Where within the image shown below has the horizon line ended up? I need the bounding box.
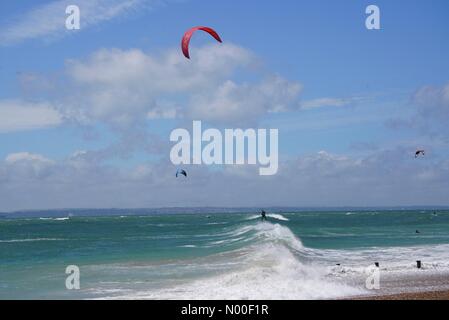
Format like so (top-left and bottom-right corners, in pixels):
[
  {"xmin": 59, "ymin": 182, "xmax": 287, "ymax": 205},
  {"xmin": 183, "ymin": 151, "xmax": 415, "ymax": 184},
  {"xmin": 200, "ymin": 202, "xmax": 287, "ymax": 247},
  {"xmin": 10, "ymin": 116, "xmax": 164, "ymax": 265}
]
[{"xmin": 2, "ymin": 205, "xmax": 449, "ymax": 215}]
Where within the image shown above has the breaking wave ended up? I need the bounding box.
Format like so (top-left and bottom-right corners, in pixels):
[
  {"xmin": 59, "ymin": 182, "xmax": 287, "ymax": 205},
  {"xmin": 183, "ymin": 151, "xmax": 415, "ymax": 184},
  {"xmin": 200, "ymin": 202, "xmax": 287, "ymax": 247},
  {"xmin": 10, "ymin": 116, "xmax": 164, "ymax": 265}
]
[{"xmin": 100, "ymin": 221, "xmax": 363, "ymax": 299}]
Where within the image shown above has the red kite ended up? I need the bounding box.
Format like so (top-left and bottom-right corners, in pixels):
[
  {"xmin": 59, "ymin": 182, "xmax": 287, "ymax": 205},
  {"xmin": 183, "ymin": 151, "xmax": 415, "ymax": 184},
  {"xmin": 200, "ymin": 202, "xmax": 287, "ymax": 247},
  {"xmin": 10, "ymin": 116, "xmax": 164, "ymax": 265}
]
[{"xmin": 181, "ymin": 26, "xmax": 222, "ymax": 59}]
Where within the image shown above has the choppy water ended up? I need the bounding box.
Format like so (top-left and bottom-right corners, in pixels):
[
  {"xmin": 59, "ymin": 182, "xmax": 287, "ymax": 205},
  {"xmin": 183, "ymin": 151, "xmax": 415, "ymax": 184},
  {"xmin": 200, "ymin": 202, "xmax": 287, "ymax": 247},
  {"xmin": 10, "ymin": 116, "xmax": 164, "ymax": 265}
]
[{"xmin": 1, "ymin": 209, "xmax": 449, "ymax": 299}]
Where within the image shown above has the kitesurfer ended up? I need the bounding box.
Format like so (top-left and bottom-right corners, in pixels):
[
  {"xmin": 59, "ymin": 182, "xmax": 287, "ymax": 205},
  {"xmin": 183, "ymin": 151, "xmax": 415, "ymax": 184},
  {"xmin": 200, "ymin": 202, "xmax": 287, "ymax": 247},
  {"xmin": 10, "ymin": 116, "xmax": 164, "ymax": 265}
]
[{"xmin": 261, "ymin": 210, "xmax": 267, "ymax": 221}]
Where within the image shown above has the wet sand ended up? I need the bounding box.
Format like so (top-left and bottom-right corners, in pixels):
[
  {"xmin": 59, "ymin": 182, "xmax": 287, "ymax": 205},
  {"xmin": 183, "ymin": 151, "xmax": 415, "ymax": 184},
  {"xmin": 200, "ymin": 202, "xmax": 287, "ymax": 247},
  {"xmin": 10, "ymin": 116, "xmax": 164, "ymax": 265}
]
[
  {"xmin": 348, "ymin": 271, "xmax": 449, "ymax": 300},
  {"xmin": 352, "ymin": 290, "xmax": 449, "ymax": 300}
]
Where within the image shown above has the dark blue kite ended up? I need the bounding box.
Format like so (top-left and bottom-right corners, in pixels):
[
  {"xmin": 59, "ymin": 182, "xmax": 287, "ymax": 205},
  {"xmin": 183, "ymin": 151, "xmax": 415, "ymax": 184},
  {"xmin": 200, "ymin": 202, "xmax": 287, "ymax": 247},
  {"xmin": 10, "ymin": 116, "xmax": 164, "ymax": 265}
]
[{"xmin": 176, "ymin": 169, "xmax": 187, "ymax": 178}]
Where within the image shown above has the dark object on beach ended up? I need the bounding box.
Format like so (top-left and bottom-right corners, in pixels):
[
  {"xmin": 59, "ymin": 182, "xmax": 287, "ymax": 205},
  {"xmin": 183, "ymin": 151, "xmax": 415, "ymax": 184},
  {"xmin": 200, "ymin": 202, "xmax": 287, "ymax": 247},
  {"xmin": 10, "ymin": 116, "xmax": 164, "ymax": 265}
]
[
  {"xmin": 415, "ymin": 150, "xmax": 425, "ymax": 158},
  {"xmin": 336, "ymin": 263, "xmax": 341, "ymax": 266},
  {"xmin": 417, "ymin": 260, "xmax": 422, "ymax": 269},
  {"xmin": 374, "ymin": 262, "xmax": 379, "ymax": 268},
  {"xmin": 176, "ymin": 169, "xmax": 187, "ymax": 178},
  {"xmin": 261, "ymin": 210, "xmax": 267, "ymax": 221}
]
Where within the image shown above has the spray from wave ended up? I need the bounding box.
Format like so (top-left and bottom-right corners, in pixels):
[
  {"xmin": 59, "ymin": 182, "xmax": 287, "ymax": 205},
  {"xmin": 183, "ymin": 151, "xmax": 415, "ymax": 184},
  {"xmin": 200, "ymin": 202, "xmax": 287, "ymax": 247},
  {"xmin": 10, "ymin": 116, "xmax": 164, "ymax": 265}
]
[
  {"xmin": 39, "ymin": 217, "xmax": 70, "ymax": 221},
  {"xmin": 246, "ymin": 213, "xmax": 289, "ymax": 221},
  {"xmin": 0, "ymin": 238, "xmax": 66, "ymax": 243},
  {"xmin": 102, "ymin": 221, "xmax": 364, "ymax": 300}
]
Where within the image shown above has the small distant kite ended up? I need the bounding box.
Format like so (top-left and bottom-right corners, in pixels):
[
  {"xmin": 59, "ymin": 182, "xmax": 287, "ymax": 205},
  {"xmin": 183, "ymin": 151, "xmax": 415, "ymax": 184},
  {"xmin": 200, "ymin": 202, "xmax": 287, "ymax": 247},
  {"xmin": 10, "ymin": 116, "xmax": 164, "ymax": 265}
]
[
  {"xmin": 415, "ymin": 150, "xmax": 425, "ymax": 158},
  {"xmin": 181, "ymin": 26, "xmax": 222, "ymax": 59},
  {"xmin": 176, "ymin": 169, "xmax": 187, "ymax": 178}
]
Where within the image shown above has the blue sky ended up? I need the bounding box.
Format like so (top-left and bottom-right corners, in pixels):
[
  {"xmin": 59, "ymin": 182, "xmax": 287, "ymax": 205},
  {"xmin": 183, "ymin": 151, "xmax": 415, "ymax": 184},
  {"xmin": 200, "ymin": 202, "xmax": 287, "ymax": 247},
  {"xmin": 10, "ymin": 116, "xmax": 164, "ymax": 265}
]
[{"xmin": 0, "ymin": 0, "xmax": 448, "ymax": 211}]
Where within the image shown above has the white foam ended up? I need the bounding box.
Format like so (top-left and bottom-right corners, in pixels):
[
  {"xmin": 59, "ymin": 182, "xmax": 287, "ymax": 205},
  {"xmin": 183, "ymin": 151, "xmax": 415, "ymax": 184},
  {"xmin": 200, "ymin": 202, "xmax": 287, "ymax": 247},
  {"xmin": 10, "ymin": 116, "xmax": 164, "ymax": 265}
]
[
  {"xmin": 39, "ymin": 217, "xmax": 69, "ymax": 221},
  {"xmin": 246, "ymin": 213, "xmax": 289, "ymax": 221},
  {"xmin": 211, "ymin": 221, "xmax": 303, "ymax": 251},
  {"xmin": 307, "ymin": 243, "xmax": 449, "ymax": 279},
  {"xmin": 104, "ymin": 243, "xmax": 363, "ymax": 300},
  {"xmin": 251, "ymin": 222, "xmax": 304, "ymax": 251},
  {"xmin": 100, "ymin": 223, "xmax": 363, "ymax": 300},
  {"xmin": 0, "ymin": 238, "xmax": 65, "ymax": 243},
  {"xmin": 88, "ymin": 221, "xmax": 449, "ymax": 300}
]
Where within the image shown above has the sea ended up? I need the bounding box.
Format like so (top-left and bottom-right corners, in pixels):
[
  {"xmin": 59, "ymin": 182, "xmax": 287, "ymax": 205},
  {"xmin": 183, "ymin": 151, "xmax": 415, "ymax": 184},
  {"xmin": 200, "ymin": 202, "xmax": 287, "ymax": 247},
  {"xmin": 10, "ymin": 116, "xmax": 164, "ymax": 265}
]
[{"xmin": 1, "ymin": 208, "xmax": 449, "ymax": 299}]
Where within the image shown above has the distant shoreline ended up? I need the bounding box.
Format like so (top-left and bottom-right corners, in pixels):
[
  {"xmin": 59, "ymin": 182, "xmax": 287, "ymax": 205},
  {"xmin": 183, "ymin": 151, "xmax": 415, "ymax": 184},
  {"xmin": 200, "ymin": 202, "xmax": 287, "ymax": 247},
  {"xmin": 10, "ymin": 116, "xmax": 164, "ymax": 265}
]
[{"xmin": 1, "ymin": 206, "xmax": 449, "ymax": 217}]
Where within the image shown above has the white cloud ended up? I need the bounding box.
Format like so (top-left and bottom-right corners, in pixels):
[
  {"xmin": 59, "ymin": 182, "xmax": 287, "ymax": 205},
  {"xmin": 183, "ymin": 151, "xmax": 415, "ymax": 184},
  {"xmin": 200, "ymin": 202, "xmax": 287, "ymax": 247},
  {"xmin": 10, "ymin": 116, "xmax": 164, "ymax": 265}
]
[
  {"xmin": 11, "ymin": 41, "xmax": 305, "ymax": 128},
  {"xmin": 67, "ymin": 44, "xmax": 253, "ymax": 92},
  {"xmin": 0, "ymin": 100, "xmax": 62, "ymax": 132},
  {"xmin": 301, "ymin": 97, "xmax": 360, "ymax": 110},
  {"xmin": 41, "ymin": 43, "xmax": 304, "ymax": 127},
  {"xmin": 5, "ymin": 152, "xmax": 54, "ymax": 164},
  {"xmin": 58, "ymin": 43, "xmax": 294, "ymax": 126},
  {"xmin": 0, "ymin": 0, "xmax": 148, "ymax": 45},
  {"xmin": 1, "ymin": 148, "xmax": 449, "ymax": 211},
  {"xmin": 413, "ymin": 83, "xmax": 449, "ymax": 118},
  {"xmin": 388, "ymin": 82, "xmax": 449, "ymax": 137},
  {"xmin": 147, "ymin": 106, "xmax": 178, "ymax": 119},
  {"xmin": 3, "ymin": 152, "xmax": 55, "ymax": 182},
  {"xmin": 188, "ymin": 76, "xmax": 302, "ymax": 124}
]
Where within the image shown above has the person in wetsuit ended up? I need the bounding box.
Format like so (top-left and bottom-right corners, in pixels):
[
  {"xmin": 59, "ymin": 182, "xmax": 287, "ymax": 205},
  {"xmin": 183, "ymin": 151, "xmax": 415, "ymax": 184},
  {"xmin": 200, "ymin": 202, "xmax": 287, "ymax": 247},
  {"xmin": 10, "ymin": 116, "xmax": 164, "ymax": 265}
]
[{"xmin": 261, "ymin": 210, "xmax": 267, "ymax": 221}]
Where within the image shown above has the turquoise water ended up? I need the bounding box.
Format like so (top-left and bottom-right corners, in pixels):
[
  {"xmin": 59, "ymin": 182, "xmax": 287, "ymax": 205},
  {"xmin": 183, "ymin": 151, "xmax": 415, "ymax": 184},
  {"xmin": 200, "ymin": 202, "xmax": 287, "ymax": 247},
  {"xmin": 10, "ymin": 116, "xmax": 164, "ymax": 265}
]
[{"xmin": 1, "ymin": 209, "xmax": 449, "ymax": 299}]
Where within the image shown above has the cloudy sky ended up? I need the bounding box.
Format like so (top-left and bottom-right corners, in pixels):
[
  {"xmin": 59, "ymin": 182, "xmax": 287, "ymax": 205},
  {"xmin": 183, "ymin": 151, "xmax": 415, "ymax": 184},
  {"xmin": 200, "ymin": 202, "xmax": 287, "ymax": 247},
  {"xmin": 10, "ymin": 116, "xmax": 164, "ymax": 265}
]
[{"xmin": 0, "ymin": 0, "xmax": 448, "ymax": 211}]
